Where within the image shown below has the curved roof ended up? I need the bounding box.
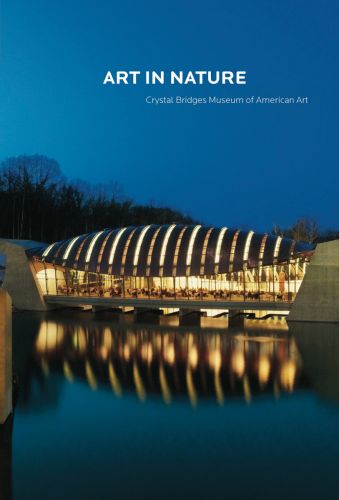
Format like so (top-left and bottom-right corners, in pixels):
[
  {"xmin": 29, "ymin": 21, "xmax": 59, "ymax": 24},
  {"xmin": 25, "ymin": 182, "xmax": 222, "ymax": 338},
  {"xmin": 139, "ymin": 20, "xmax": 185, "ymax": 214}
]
[{"xmin": 29, "ymin": 225, "xmax": 314, "ymax": 277}]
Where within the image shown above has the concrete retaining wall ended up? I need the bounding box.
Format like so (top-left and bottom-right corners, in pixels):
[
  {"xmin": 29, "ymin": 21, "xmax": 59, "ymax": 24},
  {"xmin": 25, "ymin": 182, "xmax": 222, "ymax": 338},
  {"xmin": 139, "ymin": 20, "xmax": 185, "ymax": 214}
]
[
  {"xmin": 289, "ymin": 240, "xmax": 339, "ymax": 323},
  {"xmin": 0, "ymin": 240, "xmax": 47, "ymax": 311}
]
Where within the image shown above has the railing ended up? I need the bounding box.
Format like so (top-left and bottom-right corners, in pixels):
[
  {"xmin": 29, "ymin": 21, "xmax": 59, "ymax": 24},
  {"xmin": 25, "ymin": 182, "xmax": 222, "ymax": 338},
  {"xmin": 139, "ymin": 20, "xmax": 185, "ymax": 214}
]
[{"xmin": 50, "ymin": 286, "xmax": 295, "ymax": 304}]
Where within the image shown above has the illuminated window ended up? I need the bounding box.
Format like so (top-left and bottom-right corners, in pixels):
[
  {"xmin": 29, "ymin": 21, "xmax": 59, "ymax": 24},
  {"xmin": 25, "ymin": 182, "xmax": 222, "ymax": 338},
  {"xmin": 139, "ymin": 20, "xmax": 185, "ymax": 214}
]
[
  {"xmin": 95, "ymin": 230, "xmax": 114, "ymax": 272},
  {"xmin": 229, "ymin": 230, "xmax": 240, "ymax": 272},
  {"xmin": 97, "ymin": 231, "xmax": 113, "ymax": 266},
  {"xmin": 74, "ymin": 236, "xmax": 91, "ymax": 263},
  {"xmin": 108, "ymin": 228, "xmax": 127, "ymax": 265},
  {"xmin": 273, "ymin": 236, "xmax": 282, "ymax": 260},
  {"xmin": 243, "ymin": 231, "xmax": 254, "ymax": 263},
  {"xmin": 146, "ymin": 226, "xmax": 162, "ymax": 276},
  {"xmin": 172, "ymin": 226, "xmax": 187, "ymax": 276},
  {"xmin": 85, "ymin": 231, "xmax": 105, "ymax": 263},
  {"xmin": 159, "ymin": 225, "xmax": 176, "ymax": 267},
  {"xmin": 159, "ymin": 225, "xmax": 176, "ymax": 276},
  {"xmin": 120, "ymin": 228, "xmax": 137, "ymax": 274},
  {"xmin": 63, "ymin": 236, "xmax": 80, "ymax": 261},
  {"xmin": 133, "ymin": 225, "xmax": 152, "ymax": 267},
  {"xmin": 54, "ymin": 240, "xmax": 70, "ymax": 260},
  {"xmin": 42, "ymin": 243, "xmax": 55, "ymax": 258},
  {"xmin": 186, "ymin": 225, "xmax": 201, "ymax": 275},
  {"xmin": 200, "ymin": 227, "xmax": 213, "ymax": 274},
  {"xmin": 214, "ymin": 227, "xmax": 227, "ymax": 264},
  {"xmin": 259, "ymin": 234, "xmax": 268, "ymax": 261}
]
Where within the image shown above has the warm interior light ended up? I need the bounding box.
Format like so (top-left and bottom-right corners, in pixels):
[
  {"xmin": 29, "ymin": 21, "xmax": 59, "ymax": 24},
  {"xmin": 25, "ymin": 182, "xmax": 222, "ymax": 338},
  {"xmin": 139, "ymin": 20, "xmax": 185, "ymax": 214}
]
[
  {"xmin": 200, "ymin": 227, "xmax": 213, "ymax": 274},
  {"xmin": 63, "ymin": 236, "xmax": 80, "ymax": 260},
  {"xmin": 42, "ymin": 243, "xmax": 55, "ymax": 257},
  {"xmin": 258, "ymin": 355, "xmax": 270, "ymax": 385},
  {"xmin": 121, "ymin": 228, "xmax": 137, "ymax": 272},
  {"xmin": 231, "ymin": 349, "xmax": 245, "ymax": 377},
  {"xmin": 146, "ymin": 226, "xmax": 162, "ymax": 273},
  {"xmin": 133, "ymin": 225, "xmax": 151, "ymax": 266},
  {"xmin": 208, "ymin": 348, "xmax": 222, "ymax": 372},
  {"xmin": 159, "ymin": 225, "xmax": 176, "ymax": 267},
  {"xmin": 173, "ymin": 226, "xmax": 187, "ymax": 275},
  {"xmin": 214, "ymin": 227, "xmax": 227, "ymax": 264},
  {"xmin": 186, "ymin": 225, "xmax": 201, "ymax": 266},
  {"xmin": 108, "ymin": 227, "xmax": 127, "ymax": 265},
  {"xmin": 164, "ymin": 342, "xmax": 175, "ymax": 364},
  {"xmin": 85, "ymin": 231, "xmax": 105, "ymax": 263},
  {"xmin": 259, "ymin": 234, "xmax": 268, "ymax": 261},
  {"xmin": 280, "ymin": 359, "xmax": 296, "ymax": 392},
  {"xmin": 243, "ymin": 231, "xmax": 254, "ymax": 263},
  {"xmin": 274, "ymin": 236, "xmax": 282, "ymax": 259},
  {"xmin": 97, "ymin": 231, "xmax": 113, "ymax": 265},
  {"xmin": 188, "ymin": 345, "xmax": 199, "ymax": 369}
]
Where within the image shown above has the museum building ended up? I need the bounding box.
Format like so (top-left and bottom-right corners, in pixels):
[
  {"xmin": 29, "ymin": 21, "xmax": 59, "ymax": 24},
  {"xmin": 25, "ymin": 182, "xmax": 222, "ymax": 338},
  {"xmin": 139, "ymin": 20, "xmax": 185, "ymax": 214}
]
[{"xmin": 28, "ymin": 224, "xmax": 314, "ymax": 303}]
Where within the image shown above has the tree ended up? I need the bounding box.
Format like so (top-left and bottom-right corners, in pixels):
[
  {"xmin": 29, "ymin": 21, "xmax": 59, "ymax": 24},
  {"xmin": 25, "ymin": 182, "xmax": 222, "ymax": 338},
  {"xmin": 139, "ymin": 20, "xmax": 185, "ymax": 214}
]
[
  {"xmin": 0, "ymin": 154, "xmax": 196, "ymax": 243},
  {"xmin": 272, "ymin": 218, "xmax": 319, "ymax": 243},
  {"xmin": 289, "ymin": 218, "xmax": 319, "ymax": 243}
]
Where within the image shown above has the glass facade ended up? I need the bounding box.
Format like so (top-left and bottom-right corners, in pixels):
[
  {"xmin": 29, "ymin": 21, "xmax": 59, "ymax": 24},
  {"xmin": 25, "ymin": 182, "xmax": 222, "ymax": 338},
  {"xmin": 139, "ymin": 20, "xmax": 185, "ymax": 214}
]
[
  {"xmin": 28, "ymin": 224, "xmax": 314, "ymax": 304},
  {"xmin": 31, "ymin": 256, "xmax": 310, "ymax": 304}
]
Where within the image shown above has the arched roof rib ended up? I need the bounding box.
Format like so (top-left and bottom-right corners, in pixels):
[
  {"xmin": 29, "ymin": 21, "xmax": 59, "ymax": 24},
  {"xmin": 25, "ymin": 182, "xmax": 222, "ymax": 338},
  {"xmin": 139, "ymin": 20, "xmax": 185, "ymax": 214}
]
[{"xmin": 28, "ymin": 224, "xmax": 315, "ymax": 277}]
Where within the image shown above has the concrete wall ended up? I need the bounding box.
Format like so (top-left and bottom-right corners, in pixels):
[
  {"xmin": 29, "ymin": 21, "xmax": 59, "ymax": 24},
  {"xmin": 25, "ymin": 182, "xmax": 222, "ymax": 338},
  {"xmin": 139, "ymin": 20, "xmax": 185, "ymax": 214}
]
[
  {"xmin": 0, "ymin": 290, "xmax": 12, "ymax": 424},
  {"xmin": 289, "ymin": 239, "xmax": 339, "ymax": 323},
  {"xmin": 0, "ymin": 240, "xmax": 47, "ymax": 311}
]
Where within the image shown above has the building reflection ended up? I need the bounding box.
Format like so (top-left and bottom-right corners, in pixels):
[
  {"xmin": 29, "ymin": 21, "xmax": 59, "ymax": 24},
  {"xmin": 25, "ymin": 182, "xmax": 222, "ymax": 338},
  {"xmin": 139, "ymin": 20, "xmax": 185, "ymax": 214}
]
[{"xmin": 30, "ymin": 319, "xmax": 304, "ymax": 406}]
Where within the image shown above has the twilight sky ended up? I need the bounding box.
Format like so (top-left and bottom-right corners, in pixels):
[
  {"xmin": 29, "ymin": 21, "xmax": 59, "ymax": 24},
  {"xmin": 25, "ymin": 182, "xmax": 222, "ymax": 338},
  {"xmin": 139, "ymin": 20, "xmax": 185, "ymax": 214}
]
[{"xmin": 0, "ymin": 0, "xmax": 338, "ymax": 231}]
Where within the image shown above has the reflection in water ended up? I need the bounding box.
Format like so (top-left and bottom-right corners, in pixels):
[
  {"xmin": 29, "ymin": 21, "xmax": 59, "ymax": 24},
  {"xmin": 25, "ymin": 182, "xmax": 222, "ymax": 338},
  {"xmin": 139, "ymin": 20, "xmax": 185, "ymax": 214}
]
[
  {"xmin": 18, "ymin": 318, "xmax": 305, "ymax": 407},
  {"xmin": 12, "ymin": 314, "xmax": 339, "ymax": 411},
  {"xmin": 8, "ymin": 315, "xmax": 339, "ymax": 500}
]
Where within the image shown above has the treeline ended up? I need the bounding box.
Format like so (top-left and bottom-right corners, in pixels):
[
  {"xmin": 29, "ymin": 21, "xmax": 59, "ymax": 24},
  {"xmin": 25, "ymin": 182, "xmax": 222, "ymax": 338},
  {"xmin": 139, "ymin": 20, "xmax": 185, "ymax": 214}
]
[
  {"xmin": 0, "ymin": 155, "xmax": 194, "ymax": 243},
  {"xmin": 1, "ymin": 154, "xmax": 337, "ymax": 246},
  {"xmin": 272, "ymin": 218, "xmax": 339, "ymax": 244}
]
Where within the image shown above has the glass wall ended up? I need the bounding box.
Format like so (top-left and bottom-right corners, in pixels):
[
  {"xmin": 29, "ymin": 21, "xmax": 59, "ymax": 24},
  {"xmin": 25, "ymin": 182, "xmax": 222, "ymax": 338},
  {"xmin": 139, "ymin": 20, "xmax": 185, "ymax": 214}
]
[{"xmin": 31, "ymin": 256, "xmax": 310, "ymax": 303}]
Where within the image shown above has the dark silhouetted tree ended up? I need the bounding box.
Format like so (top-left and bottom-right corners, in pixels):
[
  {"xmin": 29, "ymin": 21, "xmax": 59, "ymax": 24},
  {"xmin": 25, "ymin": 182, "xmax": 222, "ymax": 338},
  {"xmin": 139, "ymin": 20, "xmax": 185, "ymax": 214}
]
[{"xmin": 0, "ymin": 154, "xmax": 195, "ymax": 243}]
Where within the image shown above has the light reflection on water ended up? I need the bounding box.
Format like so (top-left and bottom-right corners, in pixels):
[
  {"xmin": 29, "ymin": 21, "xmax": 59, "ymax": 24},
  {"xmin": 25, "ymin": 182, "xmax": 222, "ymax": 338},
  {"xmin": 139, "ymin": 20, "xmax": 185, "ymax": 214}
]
[
  {"xmin": 7, "ymin": 314, "xmax": 339, "ymax": 500},
  {"xmin": 18, "ymin": 316, "xmax": 302, "ymax": 408}
]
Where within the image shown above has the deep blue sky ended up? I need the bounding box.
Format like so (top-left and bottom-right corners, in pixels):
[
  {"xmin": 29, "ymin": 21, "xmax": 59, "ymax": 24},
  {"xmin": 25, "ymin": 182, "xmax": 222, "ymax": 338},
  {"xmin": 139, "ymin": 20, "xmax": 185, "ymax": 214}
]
[{"xmin": 0, "ymin": 0, "xmax": 338, "ymax": 231}]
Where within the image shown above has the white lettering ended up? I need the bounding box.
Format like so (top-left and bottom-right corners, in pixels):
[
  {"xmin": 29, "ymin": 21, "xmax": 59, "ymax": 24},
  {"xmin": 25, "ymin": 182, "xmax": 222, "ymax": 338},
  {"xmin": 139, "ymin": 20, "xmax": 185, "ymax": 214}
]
[{"xmin": 103, "ymin": 71, "xmax": 115, "ymax": 84}]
